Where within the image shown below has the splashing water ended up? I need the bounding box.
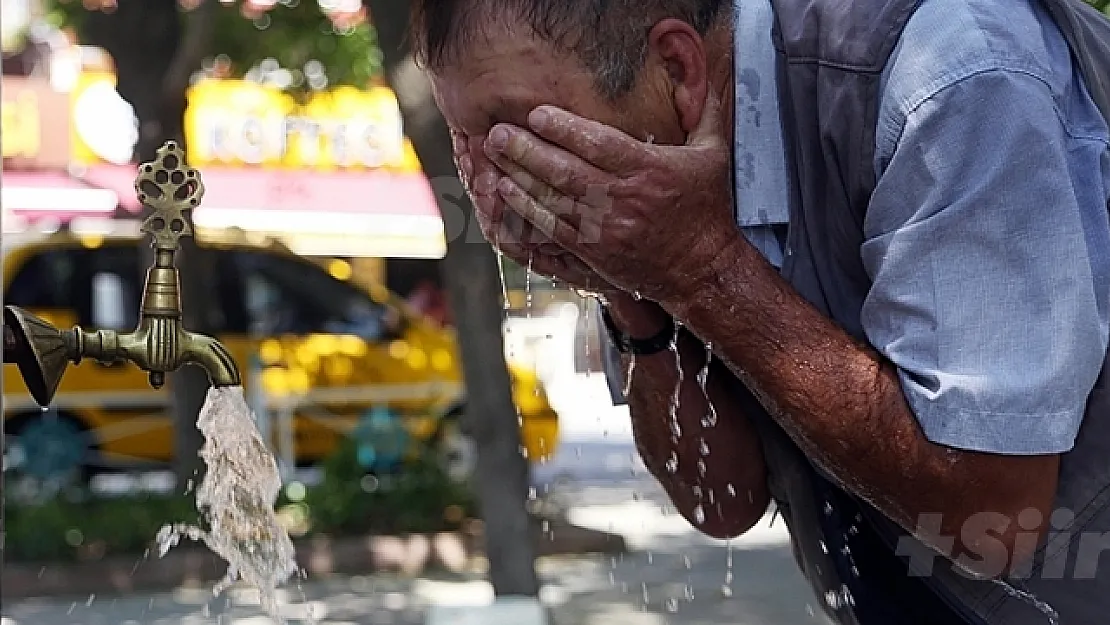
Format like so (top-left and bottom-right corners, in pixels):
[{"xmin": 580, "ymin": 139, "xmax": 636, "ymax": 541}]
[
  {"xmin": 156, "ymin": 386, "xmax": 299, "ymax": 620},
  {"xmin": 992, "ymin": 579, "xmax": 1060, "ymax": 625}
]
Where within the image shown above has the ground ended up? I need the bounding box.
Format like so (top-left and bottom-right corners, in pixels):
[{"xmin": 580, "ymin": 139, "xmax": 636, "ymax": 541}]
[{"xmin": 1, "ymin": 375, "xmax": 834, "ymax": 625}]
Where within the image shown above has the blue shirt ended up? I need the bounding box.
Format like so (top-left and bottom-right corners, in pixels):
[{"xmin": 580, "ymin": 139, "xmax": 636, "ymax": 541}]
[{"xmin": 730, "ymin": 0, "xmax": 1110, "ymax": 455}]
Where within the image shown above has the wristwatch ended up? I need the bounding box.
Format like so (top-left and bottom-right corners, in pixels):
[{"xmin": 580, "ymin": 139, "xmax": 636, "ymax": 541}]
[{"xmin": 600, "ymin": 304, "xmax": 676, "ymax": 355}]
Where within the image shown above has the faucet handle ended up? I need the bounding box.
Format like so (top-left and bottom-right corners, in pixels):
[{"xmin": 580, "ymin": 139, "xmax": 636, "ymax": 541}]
[{"xmin": 136, "ymin": 141, "xmax": 205, "ymax": 251}]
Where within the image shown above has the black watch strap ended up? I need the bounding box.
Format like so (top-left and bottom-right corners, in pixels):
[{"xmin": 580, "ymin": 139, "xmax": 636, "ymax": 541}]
[{"xmin": 600, "ymin": 305, "xmax": 675, "ymax": 356}]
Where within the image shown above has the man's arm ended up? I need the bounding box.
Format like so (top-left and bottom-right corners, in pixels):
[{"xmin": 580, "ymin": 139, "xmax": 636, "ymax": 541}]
[
  {"xmin": 659, "ymin": 69, "xmax": 1108, "ymax": 578},
  {"xmin": 602, "ymin": 293, "xmax": 771, "ymax": 539}
]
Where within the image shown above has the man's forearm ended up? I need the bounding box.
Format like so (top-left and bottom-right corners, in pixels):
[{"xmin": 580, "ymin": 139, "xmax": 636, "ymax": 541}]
[
  {"xmin": 660, "ymin": 234, "xmax": 1058, "ymax": 574},
  {"xmin": 607, "ymin": 297, "xmax": 770, "ymax": 539}
]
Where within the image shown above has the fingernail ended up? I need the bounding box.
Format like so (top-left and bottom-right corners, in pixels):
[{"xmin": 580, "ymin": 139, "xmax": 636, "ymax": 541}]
[
  {"xmin": 488, "ymin": 126, "xmax": 509, "ymax": 150},
  {"xmin": 528, "ymin": 108, "xmax": 550, "ymax": 131}
]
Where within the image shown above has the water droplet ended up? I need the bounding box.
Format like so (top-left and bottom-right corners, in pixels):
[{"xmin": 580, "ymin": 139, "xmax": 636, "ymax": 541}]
[
  {"xmin": 67, "ymin": 602, "xmax": 77, "ymax": 615},
  {"xmin": 848, "ymin": 525, "xmax": 859, "ymax": 536},
  {"xmin": 697, "ymin": 458, "xmax": 707, "ymax": 477},
  {"xmin": 632, "ymin": 290, "xmax": 644, "ymax": 300},
  {"xmin": 726, "ymin": 483, "xmax": 737, "ymax": 497},
  {"xmin": 642, "ymin": 582, "xmax": 651, "ymax": 604},
  {"xmin": 666, "ymin": 451, "xmax": 679, "ymax": 474},
  {"xmin": 721, "ymin": 584, "xmax": 734, "ymax": 597},
  {"xmin": 86, "ymin": 594, "xmax": 95, "ymax": 606},
  {"xmin": 819, "ymin": 540, "xmax": 828, "ymax": 554},
  {"xmin": 699, "ymin": 438, "xmax": 710, "ymax": 456},
  {"xmin": 684, "ymin": 555, "xmax": 692, "ymax": 569},
  {"xmin": 824, "ymin": 501, "xmax": 834, "ymax": 516},
  {"xmin": 693, "ymin": 505, "xmax": 706, "ymax": 525},
  {"xmin": 665, "ymin": 597, "xmax": 679, "ymax": 612},
  {"xmin": 824, "ymin": 590, "xmax": 842, "ymax": 610},
  {"xmin": 647, "ymin": 551, "xmax": 654, "ymax": 564}
]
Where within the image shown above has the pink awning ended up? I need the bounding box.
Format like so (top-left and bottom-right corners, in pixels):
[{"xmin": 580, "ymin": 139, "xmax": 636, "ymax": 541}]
[
  {"xmin": 80, "ymin": 165, "xmax": 441, "ymax": 219},
  {"xmin": 2, "ymin": 170, "xmax": 119, "ymax": 220}
]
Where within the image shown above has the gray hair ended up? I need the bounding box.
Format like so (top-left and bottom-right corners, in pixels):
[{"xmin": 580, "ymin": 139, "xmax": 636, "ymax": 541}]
[{"xmin": 411, "ymin": 0, "xmax": 731, "ymax": 99}]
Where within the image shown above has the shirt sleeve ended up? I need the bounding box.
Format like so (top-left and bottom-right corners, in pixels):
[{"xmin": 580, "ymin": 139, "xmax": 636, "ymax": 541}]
[{"xmin": 861, "ymin": 69, "xmax": 1110, "ymax": 455}]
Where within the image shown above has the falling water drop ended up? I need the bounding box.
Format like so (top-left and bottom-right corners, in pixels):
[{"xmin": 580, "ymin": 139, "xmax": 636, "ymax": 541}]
[
  {"xmin": 495, "ymin": 250, "xmax": 511, "ymax": 310},
  {"xmin": 623, "ymin": 354, "xmax": 637, "ymax": 397},
  {"xmin": 726, "ymin": 483, "xmax": 737, "ymax": 497},
  {"xmin": 642, "ymin": 582, "xmax": 651, "ymax": 605},
  {"xmin": 693, "ymin": 505, "xmax": 706, "ymax": 525},
  {"xmin": 632, "ymin": 291, "xmax": 644, "ymax": 300},
  {"xmin": 664, "ymin": 597, "xmax": 679, "ymax": 612},
  {"xmin": 666, "ymin": 451, "xmax": 679, "ymax": 474},
  {"xmin": 819, "ymin": 540, "xmax": 829, "ymax": 555},
  {"xmin": 699, "ymin": 438, "xmax": 710, "ymax": 456},
  {"xmin": 525, "ymin": 253, "xmax": 535, "ymax": 319},
  {"xmin": 697, "ymin": 342, "xmax": 718, "ymax": 428}
]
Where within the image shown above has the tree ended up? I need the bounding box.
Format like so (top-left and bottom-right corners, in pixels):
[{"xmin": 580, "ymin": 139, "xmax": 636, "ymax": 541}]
[
  {"xmin": 47, "ymin": 0, "xmax": 379, "ymax": 485},
  {"xmin": 364, "ymin": 1, "xmax": 541, "ymax": 598}
]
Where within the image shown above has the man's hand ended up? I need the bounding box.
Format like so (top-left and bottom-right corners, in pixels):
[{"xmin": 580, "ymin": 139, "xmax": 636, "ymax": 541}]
[
  {"xmin": 455, "ymin": 128, "xmax": 619, "ymax": 296},
  {"xmin": 481, "ymin": 92, "xmax": 737, "ymax": 301}
]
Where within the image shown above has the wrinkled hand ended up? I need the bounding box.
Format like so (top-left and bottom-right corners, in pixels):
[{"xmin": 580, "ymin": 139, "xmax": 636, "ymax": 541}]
[
  {"xmin": 480, "ymin": 92, "xmax": 736, "ymax": 302},
  {"xmin": 454, "ymin": 129, "xmax": 620, "ymax": 297}
]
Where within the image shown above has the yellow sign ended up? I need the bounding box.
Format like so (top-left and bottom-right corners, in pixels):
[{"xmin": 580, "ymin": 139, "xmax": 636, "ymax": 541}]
[
  {"xmin": 1, "ymin": 89, "xmax": 40, "ymax": 159},
  {"xmin": 2, "ymin": 77, "xmax": 71, "ymax": 169},
  {"xmin": 184, "ymin": 79, "xmax": 421, "ymax": 172}
]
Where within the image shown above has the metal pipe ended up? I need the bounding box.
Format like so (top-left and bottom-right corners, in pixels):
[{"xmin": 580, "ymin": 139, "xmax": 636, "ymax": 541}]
[{"xmin": 2, "ymin": 141, "xmax": 242, "ymax": 407}]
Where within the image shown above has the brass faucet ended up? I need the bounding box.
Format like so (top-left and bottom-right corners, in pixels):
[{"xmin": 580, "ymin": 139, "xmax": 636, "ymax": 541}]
[{"xmin": 3, "ymin": 141, "xmax": 242, "ymax": 407}]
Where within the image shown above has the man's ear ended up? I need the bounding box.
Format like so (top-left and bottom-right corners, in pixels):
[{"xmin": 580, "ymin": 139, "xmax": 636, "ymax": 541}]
[{"xmin": 647, "ymin": 18, "xmax": 709, "ymax": 134}]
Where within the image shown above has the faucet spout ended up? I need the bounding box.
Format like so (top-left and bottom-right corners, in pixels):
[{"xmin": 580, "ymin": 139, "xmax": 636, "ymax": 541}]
[
  {"xmin": 183, "ymin": 333, "xmax": 242, "ymax": 388},
  {"xmin": 2, "ymin": 141, "xmax": 244, "ymax": 407}
]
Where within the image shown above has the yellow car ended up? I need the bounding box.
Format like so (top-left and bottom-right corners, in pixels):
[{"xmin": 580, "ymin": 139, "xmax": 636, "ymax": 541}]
[{"xmin": 2, "ymin": 231, "xmax": 559, "ymax": 482}]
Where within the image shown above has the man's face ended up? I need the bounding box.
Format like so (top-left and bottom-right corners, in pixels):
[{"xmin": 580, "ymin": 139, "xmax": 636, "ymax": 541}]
[{"xmin": 430, "ymin": 21, "xmax": 685, "ymax": 208}]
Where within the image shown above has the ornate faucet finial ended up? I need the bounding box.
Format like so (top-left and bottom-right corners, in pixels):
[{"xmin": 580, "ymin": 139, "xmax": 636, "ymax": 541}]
[{"xmin": 136, "ymin": 141, "xmax": 205, "ymax": 251}]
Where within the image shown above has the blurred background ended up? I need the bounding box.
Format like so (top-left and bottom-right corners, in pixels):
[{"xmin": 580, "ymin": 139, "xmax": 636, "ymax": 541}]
[{"xmin": 0, "ymin": 0, "xmax": 872, "ymax": 623}]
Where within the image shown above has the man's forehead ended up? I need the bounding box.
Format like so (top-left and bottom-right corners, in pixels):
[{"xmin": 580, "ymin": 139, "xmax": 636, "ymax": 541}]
[{"xmin": 432, "ymin": 33, "xmax": 590, "ymax": 134}]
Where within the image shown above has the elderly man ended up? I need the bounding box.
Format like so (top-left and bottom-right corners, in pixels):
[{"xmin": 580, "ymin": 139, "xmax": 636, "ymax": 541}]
[{"xmin": 420, "ymin": 0, "xmax": 1110, "ymax": 622}]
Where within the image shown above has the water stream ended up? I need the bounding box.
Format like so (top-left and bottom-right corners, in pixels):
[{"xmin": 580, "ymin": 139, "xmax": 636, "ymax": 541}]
[{"xmin": 156, "ymin": 386, "xmax": 299, "ymax": 621}]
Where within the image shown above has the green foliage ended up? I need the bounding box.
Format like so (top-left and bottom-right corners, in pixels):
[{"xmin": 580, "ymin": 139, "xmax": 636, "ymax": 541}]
[
  {"xmin": 4, "ymin": 437, "xmax": 476, "ymax": 564},
  {"xmin": 5, "ymin": 491, "xmax": 198, "ymax": 562},
  {"xmin": 304, "ymin": 438, "xmax": 478, "ymax": 536},
  {"xmin": 44, "ymin": 0, "xmax": 382, "ymax": 93},
  {"xmin": 209, "ymin": 1, "xmax": 382, "ymax": 92}
]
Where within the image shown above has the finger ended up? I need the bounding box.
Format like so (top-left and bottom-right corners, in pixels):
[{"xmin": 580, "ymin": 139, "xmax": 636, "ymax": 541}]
[
  {"xmin": 487, "ymin": 151, "xmax": 578, "ymax": 223},
  {"xmin": 496, "ymin": 175, "xmax": 580, "ymax": 251},
  {"xmin": 526, "ymin": 105, "xmax": 653, "ymax": 172},
  {"xmin": 485, "ymin": 125, "xmax": 606, "ymax": 199}
]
